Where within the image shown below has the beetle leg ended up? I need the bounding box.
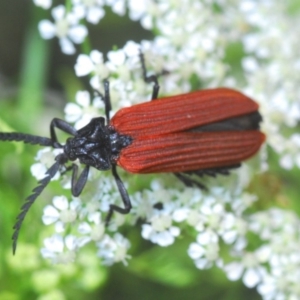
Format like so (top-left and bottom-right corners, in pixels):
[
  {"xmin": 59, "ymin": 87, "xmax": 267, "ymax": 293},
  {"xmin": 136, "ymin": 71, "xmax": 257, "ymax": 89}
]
[
  {"xmin": 187, "ymin": 164, "xmax": 241, "ymax": 178},
  {"xmin": 105, "ymin": 165, "xmax": 132, "ymax": 225},
  {"xmin": 71, "ymin": 164, "xmax": 90, "ymax": 197},
  {"xmin": 94, "ymin": 80, "xmax": 112, "ymax": 125},
  {"xmin": 174, "ymin": 173, "xmax": 208, "ymax": 190},
  {"xmin": 102, "ymin": 79, "xmax": 112, "ymax": 123},
  {"xmin": 139, "ymin": 50, "xmax": 160, "ymax": 100},
  {"xmin": 50, "ymin": 118, "xmax": 78, "ymax": 148}
]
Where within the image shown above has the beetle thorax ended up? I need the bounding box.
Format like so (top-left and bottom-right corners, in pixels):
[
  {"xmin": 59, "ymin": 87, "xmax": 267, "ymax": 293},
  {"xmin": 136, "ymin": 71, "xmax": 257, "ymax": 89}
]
[
  {"xmin": 62, "ymin": 118, "xmax": 112, "ymax": 170},
  {"xmin": 61, "ymin": 118, "xmax": 132, "ymax": 171}
]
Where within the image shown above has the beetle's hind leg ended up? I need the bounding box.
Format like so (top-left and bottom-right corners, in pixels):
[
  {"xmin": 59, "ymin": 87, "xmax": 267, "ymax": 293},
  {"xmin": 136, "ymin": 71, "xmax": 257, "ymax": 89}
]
[
  {"xmin": 174, "ymin": 173, "xmax": 208, "ymax": 190},
  {"xmin": 174, "ymin": 164, "xmax": 241, "ymax": 189}
]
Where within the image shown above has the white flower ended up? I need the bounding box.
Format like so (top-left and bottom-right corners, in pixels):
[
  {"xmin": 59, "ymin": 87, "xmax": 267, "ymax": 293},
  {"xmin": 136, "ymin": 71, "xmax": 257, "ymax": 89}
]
[
  {"xmin": 41, "ymin": 234, "xmax": 77, "ymax": 264},
  {"xmin": 188, "ymin": 230, "xmax": 221, "ymax": 269},
  {"xmin": 106, "ymin": 49, "xmax": 131, "ymax": 82},
  {"xmin": 127, "ymin": 0, "xmax": 156, "ymax": 29},
  {"xmin": 138, "ymin": 197, "xmax": 180, "ymax": 246},
  {"xmin": 97, "ymin": 233, "xmax": 131, "ymax": 265},
  {"xmin": 74, "ymin": 50, "xmax": 110, "ymax": 90},
  {"xmin": 64, "ymin": 90, "xmax": 104, "ymax": 129},
  {"xmin": 30, "ymin": 148, "xmax": 63, "ymax": 180},
  {"xmin": 42, "ymin": 196, "xmax": 80, "ymax": 232},
  {"xmin": 279, "ymin": 134, "xmax": 300, "ymax": 169},
  {"xmin": 38, "ymin": 5, "xmax": 87, "ymax": 54},
  {"xmin": 130, "ymin": 191, "xmax": 155, "ymax": 224},
  {"xmin": 77, "ymin": 212, "xmax": 105, "ymax": 242},
  {"xmin": 106, "ymin": 0, "xmax": 126, "ymax": 16},
  {"xmin": 33, "ymin": 0, "xmax": 52, "ymax": 9},
  {"xmin": 72, "ymin": 0, "xmax": 105, "ymax": 24},
  {"xmin": 242, "ymin": 56, "xmax": 260, "ymax": 73},
  {"xmin": 141, "ymin": 218, "xmax": 180, "ymax": 247},
  {"xmin": 224, "ymin": 252, "xmax": 266, "ymax": 288}
]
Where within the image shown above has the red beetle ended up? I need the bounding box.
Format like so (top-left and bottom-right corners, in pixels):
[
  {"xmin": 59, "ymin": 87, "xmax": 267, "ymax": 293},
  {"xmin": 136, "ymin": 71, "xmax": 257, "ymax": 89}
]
[{"xmin": 0, "ymin": 53, "xmax": 265, "ymax": 253}]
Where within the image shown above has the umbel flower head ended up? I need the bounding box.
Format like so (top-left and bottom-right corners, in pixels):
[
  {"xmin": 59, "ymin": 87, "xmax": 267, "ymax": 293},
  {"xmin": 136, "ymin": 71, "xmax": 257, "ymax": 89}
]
[{"xmin": 12, "ymin": 1, "xmax": 300, "ymax": 299}]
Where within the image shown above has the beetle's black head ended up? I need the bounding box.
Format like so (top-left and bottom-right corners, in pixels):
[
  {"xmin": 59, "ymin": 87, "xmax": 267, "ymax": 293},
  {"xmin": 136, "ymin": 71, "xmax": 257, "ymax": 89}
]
[{"xmin": 63, "ymin": 117, "xmax": 112, "ymax": 170}]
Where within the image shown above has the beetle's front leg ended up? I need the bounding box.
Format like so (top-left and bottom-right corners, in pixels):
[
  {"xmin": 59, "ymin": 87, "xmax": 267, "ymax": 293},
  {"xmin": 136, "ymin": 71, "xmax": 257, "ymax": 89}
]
[
  {"xmin": 50, "ymin": 118, "xmax": 78, "ymax": 148},
  {"xmin": 105, "ymin": 165, "xmax": 132, "ymax": 225},
  {"xmin": 71, "ymin": 164, "xmax": 90, "ymax": 197}
]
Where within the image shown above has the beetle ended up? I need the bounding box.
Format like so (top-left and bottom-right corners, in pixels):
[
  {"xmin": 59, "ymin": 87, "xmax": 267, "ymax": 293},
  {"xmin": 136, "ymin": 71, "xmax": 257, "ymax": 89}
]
[{"xmin": 0, "ymin": 52, "xmax": 265, "ymax": 253}]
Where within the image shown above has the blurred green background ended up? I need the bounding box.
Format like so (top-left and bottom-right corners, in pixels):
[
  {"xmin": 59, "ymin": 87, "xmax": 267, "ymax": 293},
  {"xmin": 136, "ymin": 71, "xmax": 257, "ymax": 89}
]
[{"xmin": 0, "ymin": 1, "xmax": 299, "ymax": 299}]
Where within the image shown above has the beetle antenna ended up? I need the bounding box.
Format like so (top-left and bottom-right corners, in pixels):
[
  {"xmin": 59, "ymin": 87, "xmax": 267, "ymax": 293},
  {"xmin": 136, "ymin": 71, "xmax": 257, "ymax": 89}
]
[
  {"xmin": 12, "ymin": 154, "xmax": 66, "ymax": 254},
  {"xmin": 0, "ymin": 132, "xmax": 53, "ymax": 147},
  {"xmin": 138, "ymin": 48, "xmax": 169, "ymax": 100}
]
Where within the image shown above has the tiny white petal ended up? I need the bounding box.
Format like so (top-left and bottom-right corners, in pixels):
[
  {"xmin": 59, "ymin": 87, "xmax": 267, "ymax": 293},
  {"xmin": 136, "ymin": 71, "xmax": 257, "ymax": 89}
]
[
  {"xmin": 169, "ymin": 226, "xmax": 180, "ymax": 237},
  {"xmin": 222, "ymin": 230, "xmax": 237, "ymax": 244},
  {"xmin": 280, "ymin": 154, "xmax": 293, "ymax": 169},
  {"xmin": 256, "ymin": 246, "xmax": 271, "ymax": 263},
  {"xmin": 188, "ymin": 243, "xmax": 205, "ymax": 259},
  {"xmin": 243, "ymin": 268, "xmax": 260, "ymax": 288},
  {"xmin": 78, "ymin": 222, "xmax": 92, "ymax": 234},
  {"xmin": 107, "ymin": 50, "xmax": 126, "ymax": 66},
  {"xmin": 195, "ymin": 258, "xmax": 211, "ymax": 269},
  {"xmin": 59, "ymin": 37, "xmax": 76, "ymax": 55},
  {"xmin": 172, "ymin": 208, "xmax": 189, "ymax": 222},
  {"xmin": 70, "ymin": 198, "xmax": 81, "ymax": 210},
  {"xmin": 42, "ymin": 215, "xmax": 59, "ymax": 225},
  {"xmin": 110, "ymin": 0, "xmax": 126, "ymax": 15},
  {"xmin": 92, "ymin": 96, "xmax": 104, "ymax": 109},
  {"xmin": 88, "ymin": 211, "xmax": 102, "ymax": 224},
  {"xmin": 141, "ymin": 15, "xmax": 152, "ymax": 30},
  {"xmin": 90, "ymin": 50, "xmax": 104, "ymax": 63},
  {"xmin": 150, "ymin": 180, "xmax": 162, "ymax": 190},
  {"xmin": 123, "ymin": 40, "xmax": 140, "ymax": 57},
  {"xmin": 43, "ymin": 205, "xmax": 59, "ymax": 217},
  {"xmin": 75, "ymin": 54, "xmax": 94, "ymax": 76},
  {"xmin": 224, "ymin": 262, "xmax": 244, "ymax": 281},
  {"xmin": 154, "ymin": 231, "xmax": 174, "ymax": 246},
  {"xmin": 141, "ymin": 224, "xmax": 152, "ymax": 239},
  {"xmin": 65, "ymin": 235, "xmax": 77, "ymax": 250},
  {"xmin": 86, "ymin": 7, "xmax": 105, "ymax": 24},
  {"xmin": 197, "ymin": 231, "xmax": 215, "ymax": 245},
  {"xmin": 242, "ymin": 56, "xmax": 259, "ymax": 72},
  {"xmin": 69, "ymin": 25, "xmax": 88, "ymax": 43},
  {"xmin": 54, "ymin": 221, "xmax": 65, "ymax": 233},
  {"xmin": 90, "ymin": 76, "xmax": 101, "ymax": 90},
  {"xmin": 73, "ymin": 5, "xmax": 85, "ymax": 19},
  {"xmin": 257, "ymin": 279, "xmax": 276, "ymax": 296},
  {"xmin": 44, "ymin": 234, "xmax": 64, "ymax": 252},
  {"xmin": 52, "ymin": 5, "xmax": 65, "ymax": 20},
  {"xmin": 64, "ymin": 103, "xmax": 82, "ymax": 122},
  {"xmin": 53, "ymin": 196, "xmax": 69, "ymax": 210},
  {"xmin": 38, "ymin": 20, "xmax": 56, "ymax": 39},
  {"xmin": 76, "ymin": 90, "xmax": 90, "ymax": 107},
  {"xmin": 34, "ymin": 0, "xmax": 52, "ymax": 10},
  {"xmin": 30, "ymin": 163, "xmax": 47, "ymax": 180},
  {"xmin": 74, "ymin": 115, "xmax": 92, "ymax": 129}
]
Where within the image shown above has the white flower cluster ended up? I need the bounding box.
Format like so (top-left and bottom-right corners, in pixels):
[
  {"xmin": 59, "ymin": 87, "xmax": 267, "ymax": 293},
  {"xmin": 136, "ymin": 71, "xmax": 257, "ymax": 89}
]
[
  {"xmin": 34, "ymin": 0, "xmax": 126, "ymax": 54},
  {"xmin": 32, "ymin": 0, "xmax": 300, "ymax": 298},
  {"xmin": 41, "ymin": 181, "xmax": 131, "ymax": 265}
]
